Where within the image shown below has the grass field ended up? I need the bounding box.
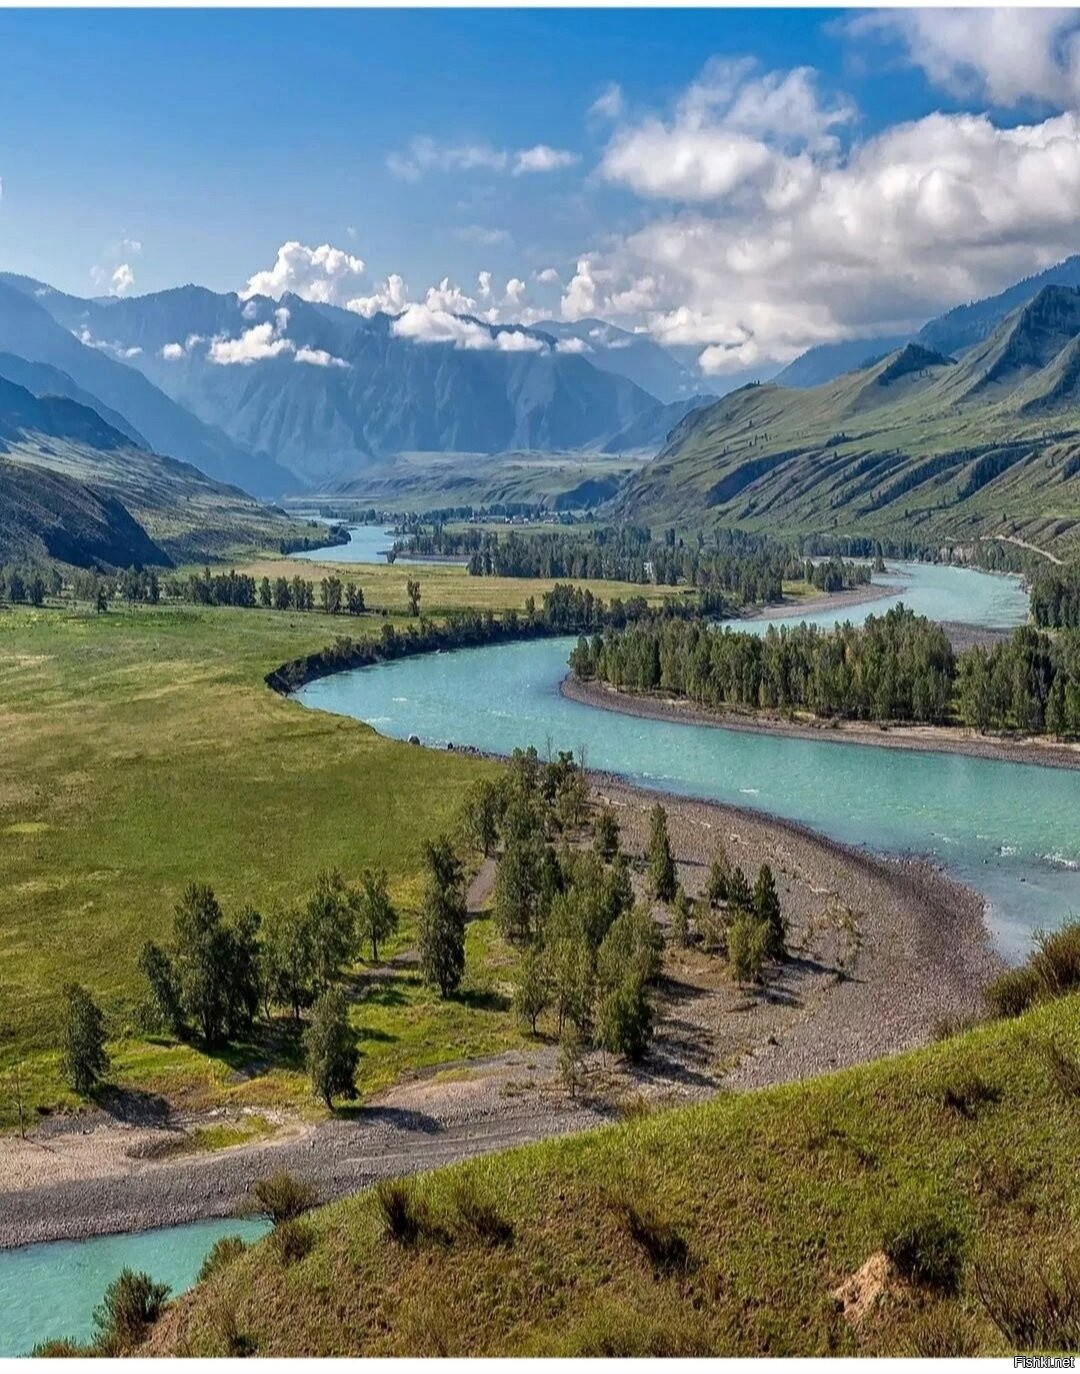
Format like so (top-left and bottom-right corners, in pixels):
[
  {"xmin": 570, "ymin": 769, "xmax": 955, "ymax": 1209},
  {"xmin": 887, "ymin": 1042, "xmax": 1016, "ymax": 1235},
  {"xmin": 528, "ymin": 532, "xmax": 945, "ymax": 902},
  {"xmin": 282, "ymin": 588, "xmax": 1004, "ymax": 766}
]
[
  {"xmin": 0, "ymin": 562, "xmax": 674, "ymax": 1123},
  {"xmin": 149, "ymin": 991, "xmax": 1080, "ymax": 1356}
]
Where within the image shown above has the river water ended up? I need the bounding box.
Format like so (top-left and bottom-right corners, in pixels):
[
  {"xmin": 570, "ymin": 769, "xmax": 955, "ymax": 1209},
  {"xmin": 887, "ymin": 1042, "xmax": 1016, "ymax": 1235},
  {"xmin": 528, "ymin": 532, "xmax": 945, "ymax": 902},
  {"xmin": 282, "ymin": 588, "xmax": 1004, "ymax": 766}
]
[
  {"xmin": 295, "ymin": 563, "xmax": 1079, "ymax": 961},
  {"xmin": 0, "ymin": 1218, "xmax": 269, "ymax": 1356}
]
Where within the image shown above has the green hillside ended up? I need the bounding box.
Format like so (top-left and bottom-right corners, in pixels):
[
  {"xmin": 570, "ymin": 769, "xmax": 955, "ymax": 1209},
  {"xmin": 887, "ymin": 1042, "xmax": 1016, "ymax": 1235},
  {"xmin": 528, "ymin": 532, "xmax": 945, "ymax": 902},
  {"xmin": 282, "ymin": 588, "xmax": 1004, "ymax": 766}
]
[
  {"xmin": 150, "ymin": 990, "xmax": 1080, "ymax": 1356},
  {"xmin": 619, "ymin": 286, "xmax": 1080, "ymax": 558}
]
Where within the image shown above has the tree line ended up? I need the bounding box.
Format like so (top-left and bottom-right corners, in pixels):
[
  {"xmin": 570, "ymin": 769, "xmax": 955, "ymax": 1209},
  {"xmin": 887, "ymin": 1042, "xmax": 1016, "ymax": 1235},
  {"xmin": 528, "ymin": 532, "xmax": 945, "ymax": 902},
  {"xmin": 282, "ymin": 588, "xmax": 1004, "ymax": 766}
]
[
  {"xmin": 569, "ymin": 604, "xmax": 1080, "ymax": 736},
  {"xmin": 1031, "ymin": 564, "xmax": 1080, "ymax": 630}
]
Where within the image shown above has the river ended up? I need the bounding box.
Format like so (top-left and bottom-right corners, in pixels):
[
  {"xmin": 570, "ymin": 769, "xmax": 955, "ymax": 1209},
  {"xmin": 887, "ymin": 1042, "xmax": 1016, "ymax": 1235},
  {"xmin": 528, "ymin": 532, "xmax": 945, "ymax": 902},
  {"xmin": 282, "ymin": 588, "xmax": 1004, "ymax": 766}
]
[{"xmin": 295, "ymin": 562, "xmax": 1079, "ymax": 962}]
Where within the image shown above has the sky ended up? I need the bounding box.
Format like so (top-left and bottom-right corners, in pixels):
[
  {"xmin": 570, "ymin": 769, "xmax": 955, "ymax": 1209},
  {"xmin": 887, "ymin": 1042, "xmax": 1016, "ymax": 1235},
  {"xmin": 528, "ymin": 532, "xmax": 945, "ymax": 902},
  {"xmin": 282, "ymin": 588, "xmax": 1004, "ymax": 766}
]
[{"xmin": 2, "ymin": 7, "xmax": 1080, "ymax": 376}]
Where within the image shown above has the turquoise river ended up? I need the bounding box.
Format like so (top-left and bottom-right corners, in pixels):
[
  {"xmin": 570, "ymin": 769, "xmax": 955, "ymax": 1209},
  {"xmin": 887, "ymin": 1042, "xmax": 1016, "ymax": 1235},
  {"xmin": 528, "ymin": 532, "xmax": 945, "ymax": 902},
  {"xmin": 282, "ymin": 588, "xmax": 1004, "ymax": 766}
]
[{"xmin": 296, "ymin": 562, "xmax": 1079, "ymax": 962}]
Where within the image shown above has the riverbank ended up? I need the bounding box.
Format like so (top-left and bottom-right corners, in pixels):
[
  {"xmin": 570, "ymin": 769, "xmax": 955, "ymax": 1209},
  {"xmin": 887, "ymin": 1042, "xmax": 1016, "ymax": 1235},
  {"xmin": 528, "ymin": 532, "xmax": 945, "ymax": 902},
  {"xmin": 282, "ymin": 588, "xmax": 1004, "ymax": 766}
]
[
  {"xmin": 0, "ymin": 775, "xmax": 1000, "ymax": 1250},
  {"xmin": 739, "ymin": 577, "xmax": 900, "ymax": 622},
  {"xmin": 562, "ymin": 675, "xmax": 1080, "ymax": 771}
]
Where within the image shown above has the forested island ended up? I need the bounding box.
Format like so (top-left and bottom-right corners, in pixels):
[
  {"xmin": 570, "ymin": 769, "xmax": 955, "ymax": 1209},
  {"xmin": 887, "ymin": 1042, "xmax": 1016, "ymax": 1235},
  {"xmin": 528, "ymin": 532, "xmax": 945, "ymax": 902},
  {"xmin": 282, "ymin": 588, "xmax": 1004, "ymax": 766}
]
[{"xmin": 569, "ymin": 605, "xmax": 1080, "ymax": 737}]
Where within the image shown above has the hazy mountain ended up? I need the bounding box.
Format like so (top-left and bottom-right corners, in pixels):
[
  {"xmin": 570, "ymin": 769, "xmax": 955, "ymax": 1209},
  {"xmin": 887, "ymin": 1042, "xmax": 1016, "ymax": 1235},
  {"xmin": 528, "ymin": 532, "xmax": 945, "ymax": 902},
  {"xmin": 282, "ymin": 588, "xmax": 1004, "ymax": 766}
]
[
  {"xmin": 533, "ymin": 319, "xmax": 715, "ymax": 403},
  {"xmin": 0, "ymin": 353, "xmax": 149, "ymax": 447},
  {"xmin": 0, "ymin": 373, "xmax": 308, "ymax": 562},
  {"xmin": 617, "ymin": 286, "xmax": 1080, "ymax": 557},
  {"xmin": 776, "ymin": 254, "xmax": 1080, "ymax": 390},
  {"xmin": 0, "ymin": 277, "xmax": 294, "ymax": 499},
  {"xmin": 10, "ymin": 279, "xmax": 677, "ymax": 486},
  {"xmin": 601, "ymin": 393, "xmax": 714, "ymax": 454}
]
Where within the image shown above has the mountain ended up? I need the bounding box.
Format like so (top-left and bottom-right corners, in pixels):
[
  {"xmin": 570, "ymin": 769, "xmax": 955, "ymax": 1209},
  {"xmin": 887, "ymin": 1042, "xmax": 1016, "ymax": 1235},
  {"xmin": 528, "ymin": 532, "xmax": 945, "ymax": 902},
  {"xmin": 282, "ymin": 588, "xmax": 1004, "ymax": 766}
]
[
  {"xmin": 776, "ymin": 254, "xmax": 1080, "ymax": 390},
  {"xmin": 617, "ymin": 285, "xmax": 1080, "ymax": 557},
  {"xmin": 774, "ymin": 334, "xmax": 910, "ymax": 388},
  {"xmin": 0, "ymin": 373, "xmax": 310, "ymax": 562},
  {"xmin": 601, "ymin": 393, "xmax": 714, "ymax": 454},
  {"xmin": 0, "ymin": 353, "xmax": 148, "ymax": 446},
  {"xmin": 11, "ymin": 280, "xmax": 678, "ymax": 488},
  {"xmin": 0, "ymin": 277, "xmax": 296, "ymax": 499},
  {"xmin": 533, "ymin": 318, "xmax": 716, "ymax": 403}
]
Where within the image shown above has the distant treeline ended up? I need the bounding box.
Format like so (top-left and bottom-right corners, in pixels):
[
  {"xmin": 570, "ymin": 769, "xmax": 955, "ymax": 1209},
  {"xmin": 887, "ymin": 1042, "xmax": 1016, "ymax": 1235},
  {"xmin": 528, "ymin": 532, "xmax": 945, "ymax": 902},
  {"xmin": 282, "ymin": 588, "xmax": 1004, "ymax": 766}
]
[
  {"xmin": 267, "ymin": 582, "xmax": 699, "ymax": 695},
  {"xmin": 0, "ymin": 564, "xmax": 59, "ymax": 607},
  {"xmin": 1031, "ymin": 564, "xmax": 1080, "ymax": 630},
  {"xmin": 392, "ymin": 525, "xmax": 871, "ymax": 609},
  {"xmin": 569, "ymin": 605, "xmax": 1080, "ymax": 736},
  {"xmin": 276, "ymin": 525, "xmax": 350, "ymax": 557}
]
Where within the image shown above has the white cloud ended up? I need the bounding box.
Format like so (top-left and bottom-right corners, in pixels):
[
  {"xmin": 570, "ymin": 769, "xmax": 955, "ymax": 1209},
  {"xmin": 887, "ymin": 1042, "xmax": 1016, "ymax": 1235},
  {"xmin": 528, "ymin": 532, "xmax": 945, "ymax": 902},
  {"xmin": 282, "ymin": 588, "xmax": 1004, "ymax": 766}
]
[
  {"xmin": 389, "ymin": 136, "xmax": 578, "ymax": 180},
  {"xmin": 847, "ymin": 9, "xmax": 1080, "ymax": 109},
  {"xmin": 504, "ymin": 277, "xmax": 526, "ymax": 305},
  {"xmin": 110, "ymin": 263, "xmax": 135, "ymax": 296},
  {"xmin": 555, "ymin": 336, "xmax": 590, "ymax": 354},
  {"xmin": 161, "ymin": 342, "xmax": 185, "ymax": 361},
  {"xmin": 75, "ymin": 326, "xmax": 141, "ymax": 359},
  {"xmin": 477, "ymin": 270, "xmax": 493, "ymax": 300},
  {"xmin": 347, "ymin": 273, "xmax": 409, "ymax": 319},
  {"xmin": 565, "ymin": 56, "xmax": 1080, "ymax": 370},
  {"xmin": 391, "ymin": 305, "xmax": 545, "ymax": 352},
  {"xmin": 425, "ymin": 277, "xmax": 478, "ymax": 315},
  {"xmin": 209, "ymin": 320, "xmax": 294, "ymax": 365},
  {"xmin": 295, "ymin": 345, "xmax": 349, "ymax": 368},
  {"xmin": 241, "ymin": 241, "xmax": 366, "ymax": 305},
  {"xmin": 455, "ymin": 224, "xmax": 512, "ymax": 246},
  {"xmin": 512, "ymin": 145, "xmax": 579, "ymax": 175},
  {"xmin": 589, "ymin": 82, "xmax": 624, "ymax": 122},
  {"xmin": 119, "ymin": 237, "xmax": 142, "ymax": 256},
  {"xmin": 535, "ymin": 267, "xmax": 561, "ymax": 285}
]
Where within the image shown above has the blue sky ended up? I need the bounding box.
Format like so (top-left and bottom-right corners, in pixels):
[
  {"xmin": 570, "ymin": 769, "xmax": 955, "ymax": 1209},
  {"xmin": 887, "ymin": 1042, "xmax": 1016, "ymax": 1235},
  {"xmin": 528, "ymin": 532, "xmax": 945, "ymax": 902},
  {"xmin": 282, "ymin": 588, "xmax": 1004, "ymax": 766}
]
[{"xmin": 2, "ymin": 8, "xmax": 1079, "ymax": 373}]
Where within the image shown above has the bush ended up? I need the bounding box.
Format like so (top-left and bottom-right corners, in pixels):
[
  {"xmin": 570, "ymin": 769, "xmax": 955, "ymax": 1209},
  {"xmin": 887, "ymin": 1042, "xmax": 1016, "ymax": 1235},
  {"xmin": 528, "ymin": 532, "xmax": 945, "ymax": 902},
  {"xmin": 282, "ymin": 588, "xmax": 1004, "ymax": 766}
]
[
  {"xmin": 92, "ymin": 1268, "xmax": 170, "ymax": 1348},
  {"xmin": 375, "ymin": 1178, "xmax": 431, "ymax": 1245},
  {"xmin": 1030, "ymin": 921, "xmax": 1080, "ymax": 999},
  {"xmin": 31, "ymin": 1339, "xmax": 86, "ymax": 1357},
  {"xmin": 197, "ymin": 1235, "xmax": 249, "ymax": 1284},
  {"xmin": 974, "ymin": 1243, "xmax": 1080, "ymax": 1351},
  {"xmin": 985, "ymin": 965, "xmax": 1039, "ymax": 1019},
  {"xmin": 448, "ymin": 1175, "xmax": 513, "ymax": 1246},
  {"xmin": 881, "ymin": 1196, "xmax": 966, "ymax": 1293},
  {"xmin": 247, "ymin": 1171, "xmax": 316, "ymax": 1224},
  {"xmin": 270, "ymin": 1218, "xmax": 315, "ymax": 1266},
  {"xmin": 209, "ymin": 1303, "xmax": 257, "ymax": 1357}
]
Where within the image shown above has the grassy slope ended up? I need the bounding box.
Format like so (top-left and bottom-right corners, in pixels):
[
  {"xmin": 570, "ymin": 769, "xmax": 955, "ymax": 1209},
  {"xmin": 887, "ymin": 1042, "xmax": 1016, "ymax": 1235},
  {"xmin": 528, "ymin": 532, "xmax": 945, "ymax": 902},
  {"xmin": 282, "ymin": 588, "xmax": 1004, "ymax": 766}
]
[
  {"xmin": 153, "ymin": 993, "xmax": 1080, "ymax": 1356},
  {"xmin": 0, "ymin": 564, "xmax": 678, "ymax": 1123},
  {"xmin": 619, "ymin": 347, "xmax": 1080, "ymax": 557}
]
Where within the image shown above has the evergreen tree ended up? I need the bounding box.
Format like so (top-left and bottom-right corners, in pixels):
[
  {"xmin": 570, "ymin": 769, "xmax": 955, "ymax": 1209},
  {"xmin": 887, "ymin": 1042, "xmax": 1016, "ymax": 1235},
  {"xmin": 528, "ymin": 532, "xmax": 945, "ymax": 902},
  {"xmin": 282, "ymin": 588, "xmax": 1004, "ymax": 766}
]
[
  {"xmin": 305, "ymin": 869, "xmax": 359, "ymax": 990},
  {"xmin": 647, "ymin": 803, "xmax": 677, "ymax": 903},
  {"xmin": 417, "ymin": 837, "xmax": 467, "ymax": 996},
  {"xmin": 754, "ymin": 864, "xmax": 785, "ymax": 960},
  {"xmin": 593, "ymin": 805, "xmax": 620, "ymax": 861},
  {"xmin": 728, "ymin": 913, "xmax": 769, "ymax": 986},
  {"xmin": 355, "ymin": 868, "xmax": 398, "ymax": 961},
  {"xmin": 513, "ymin": 947, "xmax": 549, "ymax": 1034},
  {"xmin": 705, "ymin": 845, "xmax": 733, "ymax": 906},
  {"xmin": 60, "ymin": 983, "xmax": 109, "ymax": 1096},
  {"xmin": 304, "ymin": 988, "xmax": 359, "ymax": 1108}
]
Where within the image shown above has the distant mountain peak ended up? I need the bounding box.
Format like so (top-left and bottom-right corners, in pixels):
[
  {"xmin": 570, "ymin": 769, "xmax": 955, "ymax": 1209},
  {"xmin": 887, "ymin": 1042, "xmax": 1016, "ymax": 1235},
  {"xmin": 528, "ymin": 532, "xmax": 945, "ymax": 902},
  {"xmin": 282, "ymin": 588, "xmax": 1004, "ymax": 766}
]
[{"xmin": 876, "ymin": 342, "xmax": 955, "ymax": 386}]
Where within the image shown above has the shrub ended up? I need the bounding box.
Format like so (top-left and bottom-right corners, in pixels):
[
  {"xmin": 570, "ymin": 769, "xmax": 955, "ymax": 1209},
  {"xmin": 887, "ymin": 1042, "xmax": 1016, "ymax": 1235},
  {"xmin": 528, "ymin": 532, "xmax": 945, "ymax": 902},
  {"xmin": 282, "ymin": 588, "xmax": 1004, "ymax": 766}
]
[
  {"xmin": 247, "ymin": 1171, "xmax": 316, "ymax": 1224},
  {"xmin": 985, "ymin": 965, "xmax": 1039, "ymax": 1019},
  {"xmin": 974, "ymin": 1244, "xmax": 1080, "ymax": 1351},
  {"xmin": 209, "ymin": 1303, "xmax": 257, "ymax": 1357},
  {"xmin": 881, "ymin": 1196, "xmax": 966, "ymax": 1293},
  {"xmin": 1042, "ymin": 1040, "xmax": 1080, "ymax": 1100},
  {"xmin": 31, "ymin": 1339, "xmax": 86, "ymax": 1357},
  {"xmin": 728, "ymin": 912, "xmax": 769, "ymax": 986},
  {"xmin": 197, "ymin": 1235, "xmax": 249, "ymax": 1284},
  {"xmin": 270, "ymin": 1218, "xmax": 315, "ymax": 1266},
  {"xmin": 375, "ymin": 1177, "xmax": 431, "ymax": 1245},
  {"xmin": 448, "ymin": 1175, "xmax": 513, "ymax": 1246},
  {"xmin": 92, "ymin": 1268, "xmax": 170, "ymax": 1348},
  {"xmin": 1030, "ymin": 921, "xmax": 1080, "ymax": 999}
]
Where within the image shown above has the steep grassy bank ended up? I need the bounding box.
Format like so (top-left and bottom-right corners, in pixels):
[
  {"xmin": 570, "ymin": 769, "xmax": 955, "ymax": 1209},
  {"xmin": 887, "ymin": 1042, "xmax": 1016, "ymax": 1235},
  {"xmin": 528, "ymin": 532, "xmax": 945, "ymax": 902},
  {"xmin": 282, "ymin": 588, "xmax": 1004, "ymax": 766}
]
[{"xmin": 149, "ymin": 992, "xmax": 1080, "ymax": 1356}]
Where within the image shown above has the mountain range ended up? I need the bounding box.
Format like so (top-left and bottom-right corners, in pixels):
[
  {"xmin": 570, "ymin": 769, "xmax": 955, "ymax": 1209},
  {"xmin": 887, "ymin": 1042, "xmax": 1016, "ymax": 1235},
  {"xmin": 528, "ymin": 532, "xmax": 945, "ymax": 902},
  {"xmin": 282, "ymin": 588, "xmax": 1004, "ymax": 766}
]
[
  {"xmin": 0, "ymin": 275, "xmax": 706, "ymax": 496},
  {"xmin": 617, "ymin": 284, "xmax": 1080, "ymax": 557}
]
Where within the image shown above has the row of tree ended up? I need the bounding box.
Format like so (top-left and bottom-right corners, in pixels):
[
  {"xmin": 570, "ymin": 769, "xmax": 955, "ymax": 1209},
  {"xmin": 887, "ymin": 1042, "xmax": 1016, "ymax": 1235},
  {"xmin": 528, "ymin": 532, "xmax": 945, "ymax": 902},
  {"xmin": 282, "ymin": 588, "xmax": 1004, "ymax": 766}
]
[
  {"xmin": 570, "ymin": 605, "xmax": 1080, "ymax": 736},
  {"xmin": 0, "ymin": 565, "xmax": 56, "ymax": 606},
  {"xmin": 1030, "ymin": 564, "xmax": 1080, "ymax": 630}
]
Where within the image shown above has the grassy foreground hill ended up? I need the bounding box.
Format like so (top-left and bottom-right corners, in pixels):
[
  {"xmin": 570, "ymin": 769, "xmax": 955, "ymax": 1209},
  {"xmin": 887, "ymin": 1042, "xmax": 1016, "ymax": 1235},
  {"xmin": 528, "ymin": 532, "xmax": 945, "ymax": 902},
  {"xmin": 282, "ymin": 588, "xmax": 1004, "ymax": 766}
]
[
  {"xmin": 148, "ymin": 991, "xmax": 1080, "ymax": 1356},
  {"xmin": 619, "ymin": 286, "xmax": 1080, "ymax": 559}
]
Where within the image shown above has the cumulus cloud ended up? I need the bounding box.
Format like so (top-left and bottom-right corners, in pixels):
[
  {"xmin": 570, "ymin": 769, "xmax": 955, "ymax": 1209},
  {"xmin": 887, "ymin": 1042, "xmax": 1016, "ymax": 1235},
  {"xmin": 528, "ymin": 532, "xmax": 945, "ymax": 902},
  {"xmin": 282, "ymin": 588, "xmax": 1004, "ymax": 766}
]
[
  {"xmin": 847, "ymin": 9, "xmax": 1080, "ymax": 109},
  {"xmin": 347, "ymin": 273, "xmax": 409, "ymax": 319},
  {"xmin": 76, "ymin": 326, "xmax": 141, "ymax": 359},
  {"xmin": 295, "ymin": 345, "xmax": 349, "ymax": 368},
  {"xmin": 391, "ymin": 305, "xmax": 545, "ymax": 352},
  {"xmin": 504, "ymin": 277, "xmax": 526, "ymax": 305},
  {"xmin": 555, "ymin": 336, "xmax": 590, "ymax": 354},
  {"xmin": 110, "ymin": 263, "xmax": 135, "ymax": 296},
  {"xmin": 241, "ymin": 241, "xmax": 366, "ymax": 305},
  {"xmin": 209, "ymin": 320, "xmax": 294, "ymax": 365},
  {"xmin": 566, "ymin": 57, "xmax": 1080, "ymax": 371},
  {"xmin": 512, "ymin": 145, "xmax": 579, "ymax": 174},
  {"xmin": 388, "ymin": 136, "xmax": 578, "ymax": 180},
  {"xmin": 535, "ymin": 267, "xmax": 561, "ymax": 285},
  {"xmin": 161, "ymin": 342, "xmax": 185, "ymax": 361},
  {"xmin": 477, "ymin": 270, "xmax": 493, "ymax": 300},
  {"xmin": 425, "ymin": 277, "xmax": 479, "ymax": 315}
]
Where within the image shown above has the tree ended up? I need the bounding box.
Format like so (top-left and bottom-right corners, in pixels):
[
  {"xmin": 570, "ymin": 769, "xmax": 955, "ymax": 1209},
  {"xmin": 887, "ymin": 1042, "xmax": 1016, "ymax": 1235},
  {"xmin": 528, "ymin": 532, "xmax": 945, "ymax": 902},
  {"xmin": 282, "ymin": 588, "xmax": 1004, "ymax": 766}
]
[
  {"xmin": 558, "ymin": 1023, "xmax": 585, "ymax": 1099},
  {"xmin": 705, "ymin": 845, "xmax": 732, "ymax": 906},
  {"xmin": 157, "ymin": 884, "xmax": 261, "ymax": 1047},
  {"xmin": 671, "ymin": 887, "xmax": 693, "ymax": 948},
  {"xmin": 596, "ymin": 968, "xmax": 652, "ymax": 1061},
  {"xmin": 304, "ymin": 988, "xmax": 358, "ymax": 1108},
  {"xmin": 462, "ymin": 777, "xmax": 503, "ymax": 857},
  {"xmin": 137, "ymin": 942, "xmax": 184, "ymax": 1035},
  {"xmin": 417, "ymin": 837, "xmax": 467, "ymax": 996},
  {"xmin": 728, "ymin": 913, "xmax": 769, "ymax": 986},
  {"xmin": 259, "ymin": 576, "xmax": 272, "ymax": 609},
  {"xmin": 355, "ymin": 868, "xmax": 398, "ymax": 961},
  {"xmin": 345, "ymin": 582, "xmax": 365, "ymax": 616},
  {"xmin": 725, "ymin": 864, "xmax": 753, "ymax": 915},
  {"xmin": 320, "ymin": 576, "xmax": 343, "ymax": 615},
  {"xmin": 513, "ymin": 946, "xmax": 549, "ymax": 1034},
  {"xmin": 60, "ymin": 983, "xmax": 109, "ymax": 1096},
  {"xmin": 593, "ymin": 805, "xmax": 620, "ymax": 861},
  {"xmin": 754, "ymin": 863, "xmax": 785, "ymax": 960},
  {"xmin": 406, "ymin": 578, "xmax": 421, "ymax": 616},
  {"xmin": 305, "ymin": 869, "xmax": 358, "ymax": 991},
  {"xmin": 493, "ymin": 834, "xmax": 543, "ymax": 943},
  {"xmin": 261, "ymin": 904, "xmax": 315, "ymax": 1021},
  {"xmin": 647, "ymin": 803, "xmax": 677, "ymax": 903}
]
